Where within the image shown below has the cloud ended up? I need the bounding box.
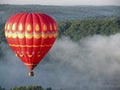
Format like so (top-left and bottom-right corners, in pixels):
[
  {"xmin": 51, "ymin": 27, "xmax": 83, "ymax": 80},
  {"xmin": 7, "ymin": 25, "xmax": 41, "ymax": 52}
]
[{"xmin": 1, "ymin": 34, "xmax": 120, "ymax": 89}]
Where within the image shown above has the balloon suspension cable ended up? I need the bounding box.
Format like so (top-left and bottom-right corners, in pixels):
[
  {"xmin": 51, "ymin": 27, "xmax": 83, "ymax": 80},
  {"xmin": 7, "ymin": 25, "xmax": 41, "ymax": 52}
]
[{"xmin": 28, "ymin": 70, "xmax": 34, "ymax": 77}]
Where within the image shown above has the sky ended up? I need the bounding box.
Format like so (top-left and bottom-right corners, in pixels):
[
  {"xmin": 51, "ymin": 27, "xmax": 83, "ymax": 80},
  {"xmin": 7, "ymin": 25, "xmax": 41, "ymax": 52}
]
[{"xmin": 0, "ymin": 0, "xmax": 120, "ymax": 6}]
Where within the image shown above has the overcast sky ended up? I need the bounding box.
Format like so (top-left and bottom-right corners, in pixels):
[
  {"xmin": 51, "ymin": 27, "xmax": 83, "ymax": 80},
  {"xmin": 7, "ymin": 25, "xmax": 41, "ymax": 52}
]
[{"xmin": 0, "ymin": 0, "xmax": 120, "ymax": 6}]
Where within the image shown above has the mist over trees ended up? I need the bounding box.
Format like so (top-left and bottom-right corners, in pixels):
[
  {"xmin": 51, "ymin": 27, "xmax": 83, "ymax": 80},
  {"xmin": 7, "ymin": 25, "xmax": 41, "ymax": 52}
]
[{"xmin": 0, "ymin": 19, "xmax": 120, "ymax": 89}]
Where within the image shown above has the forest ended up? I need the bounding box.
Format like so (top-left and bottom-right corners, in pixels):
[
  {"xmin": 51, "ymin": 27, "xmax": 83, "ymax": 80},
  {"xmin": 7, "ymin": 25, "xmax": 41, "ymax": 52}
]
[
  {"xmin": 0, "ymin": 85, "xmax": 53, "ymax": 90},
  {"xmin": 58, "ymin": 18, "xmax": 120, "ymax": 40}
]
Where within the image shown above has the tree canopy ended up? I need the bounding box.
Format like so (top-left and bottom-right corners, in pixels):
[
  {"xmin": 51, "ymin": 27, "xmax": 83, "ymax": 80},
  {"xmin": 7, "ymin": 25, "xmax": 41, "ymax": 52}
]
[
  {"xmin": 58, "ymin": 18, "xmax": 120, "ymax": 40},
  {"xmin": 10, "ymin": 85, "xmax": 44, "ymax": 90}
]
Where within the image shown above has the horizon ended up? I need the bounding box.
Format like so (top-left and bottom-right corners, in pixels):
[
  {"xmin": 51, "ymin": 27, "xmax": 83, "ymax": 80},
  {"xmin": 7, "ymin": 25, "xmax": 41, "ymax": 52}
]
[
  {"xmin": 0, "ymin": 4, "xmax": 120, "ymax": 7},
  {"xmin": 0, "ymin": 0, "xmax": 120, "ymax": 6}
]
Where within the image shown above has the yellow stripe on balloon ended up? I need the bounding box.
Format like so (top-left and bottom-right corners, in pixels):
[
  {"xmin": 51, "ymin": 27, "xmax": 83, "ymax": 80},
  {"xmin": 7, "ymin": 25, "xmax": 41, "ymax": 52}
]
[
  {"xmin": 20, "ymin": 54, "xmax": 24, "ymax": 57},
  {"xmin": 12, "ymin": 33, "xmax": 17, "ymax": 38},
  {"xmin": 24, "ymin": 63, "xmax": 37, "ymax": 66},
  {"xmin": 34, "ymin": 33, "xmax": 42, "ymax": 39},
  {"xmin": 9, "ymin": 44, "xmax": 53, "ymax": 48},
  {"xmin": 18, "ymin": 33, "xmax": 25, "ymax": 39},
  {"xmin": 5, "ymin": 32, "xmax": 57, "ymax": 39},
  {"xmin": 28, "ymin": 54, "xmax": 33, "ymax": 58},
  {"xmin": 25, "ymin": 33, "xmax": 33, "ymax": 39}
]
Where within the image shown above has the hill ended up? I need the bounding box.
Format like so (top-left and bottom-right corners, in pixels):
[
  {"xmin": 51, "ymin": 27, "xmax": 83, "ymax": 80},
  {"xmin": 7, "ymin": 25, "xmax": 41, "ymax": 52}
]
[{"xmin": 0, "ymin": 4, "xmax": 120, "ymax": 25}]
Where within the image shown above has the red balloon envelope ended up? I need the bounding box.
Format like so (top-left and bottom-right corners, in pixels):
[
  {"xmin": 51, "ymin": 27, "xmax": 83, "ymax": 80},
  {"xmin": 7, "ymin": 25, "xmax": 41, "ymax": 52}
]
[{"xmin": 4, "ymin": 12, "xmax": 58, "ymax": 76}]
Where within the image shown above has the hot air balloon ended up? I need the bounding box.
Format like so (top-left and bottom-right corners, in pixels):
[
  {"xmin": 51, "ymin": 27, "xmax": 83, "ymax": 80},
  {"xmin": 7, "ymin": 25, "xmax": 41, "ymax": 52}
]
[{"xmin": 4, "ymin": 12, "xmax": 58, "ymax": 76}]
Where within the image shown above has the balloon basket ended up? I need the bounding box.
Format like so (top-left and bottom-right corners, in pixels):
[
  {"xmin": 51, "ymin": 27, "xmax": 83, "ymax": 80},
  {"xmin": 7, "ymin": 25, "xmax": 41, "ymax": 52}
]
[{"xmin": 28, "ymin": 71, "xmax": 34, "ymax": 77}]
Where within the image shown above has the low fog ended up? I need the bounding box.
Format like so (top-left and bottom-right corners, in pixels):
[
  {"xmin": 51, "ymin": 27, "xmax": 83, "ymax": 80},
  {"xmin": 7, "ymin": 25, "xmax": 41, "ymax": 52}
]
[{"xmin": 1, "ymin": 34, "xmax": 120, "ymax": 90}]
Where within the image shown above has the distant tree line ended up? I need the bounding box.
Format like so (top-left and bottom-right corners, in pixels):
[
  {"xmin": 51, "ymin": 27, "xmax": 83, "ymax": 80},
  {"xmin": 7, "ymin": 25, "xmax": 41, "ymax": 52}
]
[
  {"xmin": 0, "ymin": 85, "xmax": 53, "ymax": 90},
  {"xmin": 10, "ymin": 85, "xmax": 52, "ymax": 90},
  {"xmin": 58, "ymin": 18, "xmax": 120, "ymax": 40}
]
